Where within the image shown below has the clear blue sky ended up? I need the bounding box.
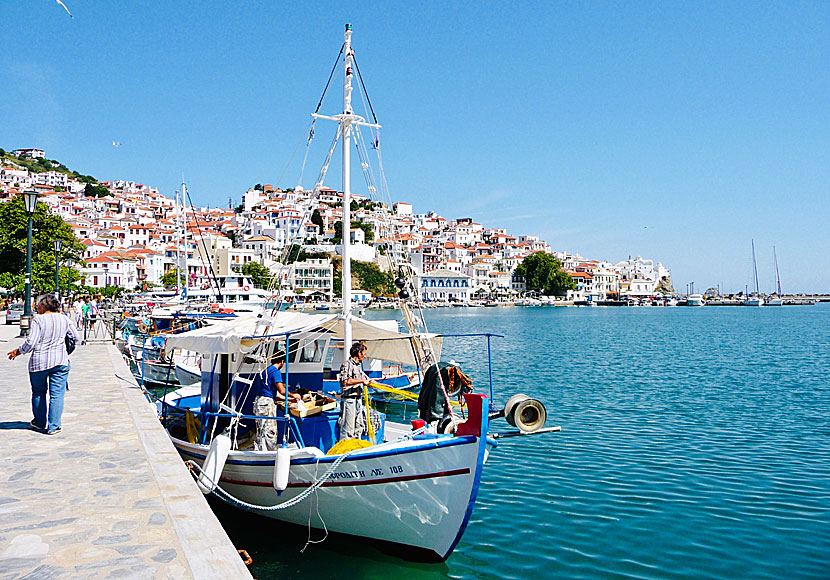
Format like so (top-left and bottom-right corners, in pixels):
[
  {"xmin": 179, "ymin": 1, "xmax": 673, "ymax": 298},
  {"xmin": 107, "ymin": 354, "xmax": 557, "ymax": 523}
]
[{"xmin": 3, "ymin": 2, "xmax": 828, "ymax": 292}]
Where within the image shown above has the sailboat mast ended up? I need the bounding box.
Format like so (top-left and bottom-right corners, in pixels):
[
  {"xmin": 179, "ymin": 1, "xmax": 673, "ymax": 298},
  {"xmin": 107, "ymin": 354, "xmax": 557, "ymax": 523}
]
[
  {"xmin": 182, "ymin": 181, "xmax": 188, "ymax": 294},
  {"xmin": 773, "ymin": 246, "xmax": 782, "ymax": 295},
  {"xmin": 342, "ymin": 23, "xmax": 354, "ymax": 351},
  {"xmin": 751, "ymin": 239, "xmax": 760, "ymax": 295},
  {"xmin": 175, "ymin": 189, "xmax": 181, "ymax": 296}
]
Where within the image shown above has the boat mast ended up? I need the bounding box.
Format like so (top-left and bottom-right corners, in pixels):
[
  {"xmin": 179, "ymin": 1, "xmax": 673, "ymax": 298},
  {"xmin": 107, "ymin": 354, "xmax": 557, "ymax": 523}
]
[
  {"xmin": 175, "ymin": 189, "xmax": 181, "ymax": 296},
  {"xmin": 773, "ymin": 246, "xmax": 782, "ymax": 295},
  {"xmin": 310, "ymin": 24, "xmax": 380, "ymax": 349},
  {"xmin": 751, "ymin": 239, "xmax": 760, "ymax": 295},
  {"xmin": 342, "ymin": 23, "xmax": 355, "ymax": 351},
  {"xmin": 182, "ymin": 181, "xmax": 188, "ymax": 295}
]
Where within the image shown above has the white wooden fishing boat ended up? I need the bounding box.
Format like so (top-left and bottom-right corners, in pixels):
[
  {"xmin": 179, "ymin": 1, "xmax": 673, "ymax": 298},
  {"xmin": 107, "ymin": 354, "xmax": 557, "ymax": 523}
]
[{"xmin": 157, "ymin": 25, "xmax": 559, "ymax": 562}]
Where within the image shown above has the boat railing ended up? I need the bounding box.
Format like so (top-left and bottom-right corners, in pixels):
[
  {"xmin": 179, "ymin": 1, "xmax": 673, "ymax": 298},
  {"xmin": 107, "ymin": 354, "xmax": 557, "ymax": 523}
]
[{"xmin": 161, "ymin": 404, "xmax": 307, "ymax": 448}]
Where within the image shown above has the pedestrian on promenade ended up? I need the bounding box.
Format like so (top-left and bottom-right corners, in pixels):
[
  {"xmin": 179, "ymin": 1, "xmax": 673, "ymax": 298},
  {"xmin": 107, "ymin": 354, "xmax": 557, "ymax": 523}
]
[{"xmin": 7, "ymin": 294, "xmax": 80, "ymax": 435}]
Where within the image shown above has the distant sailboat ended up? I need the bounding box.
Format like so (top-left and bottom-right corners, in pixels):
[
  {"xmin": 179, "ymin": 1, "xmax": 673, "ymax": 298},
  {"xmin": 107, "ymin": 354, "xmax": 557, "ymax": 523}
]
[
  {"xmin": 766, "ymin": 246, "xmax": 784, "ymax": 306},
  {"xmin": 744, "ymin": 240, "xmax": 764, "ymax": 307}
]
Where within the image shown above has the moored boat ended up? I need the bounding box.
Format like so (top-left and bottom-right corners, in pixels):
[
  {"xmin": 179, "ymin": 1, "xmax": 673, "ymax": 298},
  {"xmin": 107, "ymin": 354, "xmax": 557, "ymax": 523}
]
[{"xmin": 157, "ymin": 24, "xmax": 559, "ymax": 562}]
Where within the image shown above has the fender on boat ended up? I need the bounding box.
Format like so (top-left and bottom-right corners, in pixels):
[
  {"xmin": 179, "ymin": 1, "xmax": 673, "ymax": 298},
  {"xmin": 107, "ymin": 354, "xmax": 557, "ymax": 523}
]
[
  {"xmin": 197, "ymin": 433, "xmax": 232, "ymax": 494},
  {"xmin": 273, "ymin": 446, "xmax": 291, "ymax": 491}
]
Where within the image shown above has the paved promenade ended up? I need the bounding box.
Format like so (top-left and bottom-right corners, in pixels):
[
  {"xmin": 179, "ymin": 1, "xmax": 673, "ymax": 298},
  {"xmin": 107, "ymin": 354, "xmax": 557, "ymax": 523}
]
[{"xmin": 0, "ymin": 323, "xmax": 252, "ymax": 579}]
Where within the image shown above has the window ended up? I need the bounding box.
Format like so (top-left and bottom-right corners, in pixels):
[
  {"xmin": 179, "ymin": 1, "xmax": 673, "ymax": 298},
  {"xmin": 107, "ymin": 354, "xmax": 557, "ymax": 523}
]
[{"xmin": 290, "ymin": 338, "xmax": 326, "ymax": 364}]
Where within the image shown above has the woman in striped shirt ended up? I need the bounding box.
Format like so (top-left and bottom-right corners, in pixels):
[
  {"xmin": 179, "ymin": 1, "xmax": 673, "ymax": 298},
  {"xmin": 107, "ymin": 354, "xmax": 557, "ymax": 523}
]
[{"xmin": 7, "ymin": 294, "xmax": 79, "ymax": 435}]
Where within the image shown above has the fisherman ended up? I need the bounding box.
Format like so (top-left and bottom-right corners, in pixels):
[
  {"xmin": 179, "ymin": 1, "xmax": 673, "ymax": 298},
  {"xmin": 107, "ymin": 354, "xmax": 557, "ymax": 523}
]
[
  {"xmin": 338, "ymin": 342, "xmax": 370, "ymax": 440},
  {"xmin": 251, "ymin": 350, "xmax": 301, "ymax": 451}
]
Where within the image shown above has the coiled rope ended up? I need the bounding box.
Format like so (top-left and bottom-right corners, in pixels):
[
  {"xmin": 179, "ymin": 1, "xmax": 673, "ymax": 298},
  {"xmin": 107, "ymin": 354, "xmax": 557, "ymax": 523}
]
[{"xmin": 185, "ymin": 451, "xmax": 352, "ymax": 511}]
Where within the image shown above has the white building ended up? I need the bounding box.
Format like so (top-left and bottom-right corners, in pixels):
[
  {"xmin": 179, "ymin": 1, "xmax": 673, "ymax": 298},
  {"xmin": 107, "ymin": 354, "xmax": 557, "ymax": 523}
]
[
  {"xmin": 417, "ymin": 269, "xmax": 471, "ymax": 302},
  {"xmin": 14, "ymin": 148, "xmax": 45, "ymax": 159},
  {"xmin": 290, "ymin": 258, "xmax": 333, "ymax": 300}
]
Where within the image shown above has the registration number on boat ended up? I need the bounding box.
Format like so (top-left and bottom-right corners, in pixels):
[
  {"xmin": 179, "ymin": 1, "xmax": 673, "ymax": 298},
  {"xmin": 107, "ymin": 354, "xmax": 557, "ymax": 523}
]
[{"xmin": 329, "ymin": 465, "xmax": 404, "ymax": 480}]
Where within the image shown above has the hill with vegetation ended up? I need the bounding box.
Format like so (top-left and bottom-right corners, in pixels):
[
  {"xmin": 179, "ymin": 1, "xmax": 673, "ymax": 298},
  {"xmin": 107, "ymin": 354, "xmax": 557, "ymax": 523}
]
[{"xmin": 0, "ymin": 148, "xmax": 99, "ymax": 184}]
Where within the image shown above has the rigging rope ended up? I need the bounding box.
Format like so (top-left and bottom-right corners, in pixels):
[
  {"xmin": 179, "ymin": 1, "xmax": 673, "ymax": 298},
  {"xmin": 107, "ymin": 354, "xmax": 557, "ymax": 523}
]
[{"xmin": 184, "ymin": 186, "xmax": 223, "ymax": 300}]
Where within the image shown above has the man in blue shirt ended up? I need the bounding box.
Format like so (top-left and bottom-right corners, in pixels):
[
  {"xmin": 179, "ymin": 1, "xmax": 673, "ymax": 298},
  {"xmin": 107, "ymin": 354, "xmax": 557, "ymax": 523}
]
[{"xmin": 251, "ymin": 351, "xmax": 300, "ymax": 451}]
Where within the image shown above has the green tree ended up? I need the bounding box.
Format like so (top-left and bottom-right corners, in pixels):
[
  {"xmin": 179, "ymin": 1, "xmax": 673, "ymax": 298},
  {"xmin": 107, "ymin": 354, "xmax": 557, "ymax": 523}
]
[
  {"xmin": 239, "ymin": 262, "xmax": 273, "ymax": 289},
  {"xmin": 311, "ymin": 209, "xmax": 324, "ymax": 232},
  {"xmin": 0, "ymin": 196, "xmax": 84, "ymax": 293},
  {"xmin": 332, "ymin": 220, "xmax": 374, "ymax": 245},
  {"xmin": 515, "ymin": 252, "xmax": 575, "ymax": 296},
  {"xmin": 352, "ymin": 260, "xmax": 395, "ymax": 296},
  {"xmin": 84, "ymin": 183, "xmax": 111, "ymax": 197},
  {"xmin": 254, "ymin": 183, "xmax": 263, "ymax": 191},
  {"xmin": 160, "ymin": 270, "xmax": 186, "ymax": 288}
]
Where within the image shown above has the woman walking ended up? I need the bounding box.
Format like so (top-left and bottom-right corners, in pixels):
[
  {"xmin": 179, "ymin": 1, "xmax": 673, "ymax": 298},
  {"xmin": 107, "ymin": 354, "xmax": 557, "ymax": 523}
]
[{"xmin": 7, "ymin": 295, "xmax": 79, "ymax": 435}]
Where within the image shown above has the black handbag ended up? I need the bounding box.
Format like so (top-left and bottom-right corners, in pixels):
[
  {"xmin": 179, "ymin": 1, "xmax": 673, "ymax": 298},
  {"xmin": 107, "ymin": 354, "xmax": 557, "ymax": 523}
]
[{"xmin": 65, "ymin": 334, "xmax": 76, "ymax": 355}]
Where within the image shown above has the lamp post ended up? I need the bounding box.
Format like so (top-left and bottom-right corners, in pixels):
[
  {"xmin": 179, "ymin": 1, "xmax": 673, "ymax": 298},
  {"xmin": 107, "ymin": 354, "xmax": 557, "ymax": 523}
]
[
  {"xmin": 53, "ymin": 239, "xmax": 62, "ymax": 302},
  {"xmin": 19, "ymin": 190, "xmax": 39, "ymax": 337}
]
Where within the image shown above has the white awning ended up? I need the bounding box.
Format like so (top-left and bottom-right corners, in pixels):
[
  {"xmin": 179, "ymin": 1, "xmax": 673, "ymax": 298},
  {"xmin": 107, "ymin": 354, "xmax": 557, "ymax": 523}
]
[{"xmin": 163, "ymin": 312, "xmax": 441, "ymax": 366}]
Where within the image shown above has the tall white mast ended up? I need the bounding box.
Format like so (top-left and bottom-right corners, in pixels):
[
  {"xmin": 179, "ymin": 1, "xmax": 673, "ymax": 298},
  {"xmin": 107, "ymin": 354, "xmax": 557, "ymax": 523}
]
[
  {"xmin": 751, "ymin": 239, "xmax": 760, "ymax": 295},
  {"xmin": 773, "ymin": 246, "xmax": 782, "ymax": 295},
  {"xmin": 310, "ymin": 24, "xmax": 380, "ymax": 351},
  {"xmin": 175, "ymin": 189, "xmax": 181, "ymax": 296},
  {"xmin": 342, "ymin": 23, "xmax": 355, "ymax": 352},
  {"xmin": 182, "ymin": 181, "xmax": 188, "ymax": 292}
]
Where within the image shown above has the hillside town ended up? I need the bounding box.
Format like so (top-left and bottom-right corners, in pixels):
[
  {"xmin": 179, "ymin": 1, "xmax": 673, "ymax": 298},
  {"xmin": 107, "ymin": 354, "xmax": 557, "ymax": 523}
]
[{"xmin": 1, "ymin": 148, "xmax": 673, "ymax": 303}]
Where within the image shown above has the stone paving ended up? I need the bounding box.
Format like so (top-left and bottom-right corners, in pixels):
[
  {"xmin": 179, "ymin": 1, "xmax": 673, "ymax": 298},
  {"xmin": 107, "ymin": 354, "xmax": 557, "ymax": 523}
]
[{"xmin": 0, "ymin": 322, "xmax": 252, "ymax": 580}]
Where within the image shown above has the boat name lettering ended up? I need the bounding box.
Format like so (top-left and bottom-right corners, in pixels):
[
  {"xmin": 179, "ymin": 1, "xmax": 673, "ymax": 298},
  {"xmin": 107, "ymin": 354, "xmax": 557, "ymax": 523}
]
[{"xmin": 329, "ymin": 470, "xmax": 366, "ymax": 480}]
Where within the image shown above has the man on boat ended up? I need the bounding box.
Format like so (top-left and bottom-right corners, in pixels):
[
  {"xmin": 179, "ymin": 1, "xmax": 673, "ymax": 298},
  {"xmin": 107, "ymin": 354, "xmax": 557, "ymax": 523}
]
[
  {"xmin": 252, "ymin": 351, "xmax": 301, "ymax": 451},
  {"xmin": 338, "ymin": 342, "xmax": 370, "ymax": 440}
]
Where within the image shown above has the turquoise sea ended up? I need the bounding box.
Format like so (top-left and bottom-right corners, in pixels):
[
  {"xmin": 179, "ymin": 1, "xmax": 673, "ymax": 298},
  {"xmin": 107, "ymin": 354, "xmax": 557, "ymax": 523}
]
[{"xmin": 214, "ymin": 304, "xmax": 830, "ymax": 579}]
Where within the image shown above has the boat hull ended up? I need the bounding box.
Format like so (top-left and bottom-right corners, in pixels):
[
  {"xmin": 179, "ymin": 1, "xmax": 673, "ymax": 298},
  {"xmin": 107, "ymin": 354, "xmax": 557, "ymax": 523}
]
[{"xmin": 170, "ymin": 433, "xmax": 485, "ymax": 561}]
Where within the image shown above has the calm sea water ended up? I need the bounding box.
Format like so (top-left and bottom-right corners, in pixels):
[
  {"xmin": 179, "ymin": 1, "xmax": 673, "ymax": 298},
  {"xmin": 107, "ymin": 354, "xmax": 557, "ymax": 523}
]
[{"xmin": 215, "ymin": 304, "xmax": 830, "ymax": 580}]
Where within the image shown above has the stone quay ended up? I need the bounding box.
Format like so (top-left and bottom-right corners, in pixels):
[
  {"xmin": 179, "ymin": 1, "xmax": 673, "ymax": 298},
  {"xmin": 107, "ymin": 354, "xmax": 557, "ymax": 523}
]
[{"xmin": 0, "ymin": 322, "xmax": 252, "ymax": 579}]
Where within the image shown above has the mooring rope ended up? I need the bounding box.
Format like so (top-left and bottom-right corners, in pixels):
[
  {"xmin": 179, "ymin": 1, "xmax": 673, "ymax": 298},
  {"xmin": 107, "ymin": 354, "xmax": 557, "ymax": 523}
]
[{"xmin": 184, "ymin": 427, "xmax": 430, "ymax": 511}]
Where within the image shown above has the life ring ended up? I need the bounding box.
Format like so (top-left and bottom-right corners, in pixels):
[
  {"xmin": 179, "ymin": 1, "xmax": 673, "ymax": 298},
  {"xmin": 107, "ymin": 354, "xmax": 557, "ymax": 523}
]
[
  {"xmin": 201, "ymin": 283, "xmax": 208, "ymax": 290},
  {"xmin": 243, "ymin": 285, "xmax": 250, "ymax": 291}
]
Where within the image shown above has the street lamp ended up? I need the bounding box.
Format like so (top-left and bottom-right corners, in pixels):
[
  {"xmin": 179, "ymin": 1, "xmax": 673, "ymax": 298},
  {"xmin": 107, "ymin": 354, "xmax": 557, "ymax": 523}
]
[
  {"xmin": 19, "ymin": 190, "xmax": 39, "ymax": 337},
  {"xmin": 53, "ymin": 239, "xmax": 63, "ymax": 301}
]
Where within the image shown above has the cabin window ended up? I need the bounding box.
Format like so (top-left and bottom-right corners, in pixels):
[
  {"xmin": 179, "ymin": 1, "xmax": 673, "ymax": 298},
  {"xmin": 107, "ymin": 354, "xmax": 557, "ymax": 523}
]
[{"xmin": 290, "ymin": 338, "xmax": 326, "ymax": 363}]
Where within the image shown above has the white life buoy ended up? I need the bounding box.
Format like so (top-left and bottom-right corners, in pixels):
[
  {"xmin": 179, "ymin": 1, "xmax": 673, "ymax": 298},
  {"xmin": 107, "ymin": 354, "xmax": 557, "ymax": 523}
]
[{"xmin": 243, "ymin": 285, "xmax": 250, "ymax": 291}]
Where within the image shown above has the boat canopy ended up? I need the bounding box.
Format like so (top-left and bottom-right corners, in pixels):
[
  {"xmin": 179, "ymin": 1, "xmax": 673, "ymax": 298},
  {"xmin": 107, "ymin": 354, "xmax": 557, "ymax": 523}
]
[{"xmin": 163, "ymin": 312, "xmax": 442, "ymax": 366}]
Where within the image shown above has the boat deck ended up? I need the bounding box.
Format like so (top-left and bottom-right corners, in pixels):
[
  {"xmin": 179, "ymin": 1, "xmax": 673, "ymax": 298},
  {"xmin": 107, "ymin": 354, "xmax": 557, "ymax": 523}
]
[{"xmin": 0, "ymin": 323, "xmax": 251, "ymax": 579}]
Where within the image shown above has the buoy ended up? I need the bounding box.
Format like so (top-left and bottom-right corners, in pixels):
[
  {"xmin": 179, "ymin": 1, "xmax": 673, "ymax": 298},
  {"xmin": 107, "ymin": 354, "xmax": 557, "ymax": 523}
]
[
  {"xmin": 243, "ymin": 285, "xmax": 250, "ymax": 291},
  {"xmin": 273, "ymin": 446, "xmax": 291, "ymax": 491},
  {"xmin": 197, "ymin": 433, "xmax": 232, "ymax": 494}
]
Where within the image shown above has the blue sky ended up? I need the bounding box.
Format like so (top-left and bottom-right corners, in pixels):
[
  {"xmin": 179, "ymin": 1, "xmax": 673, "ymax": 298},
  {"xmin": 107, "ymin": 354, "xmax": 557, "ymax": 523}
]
[{"xmin": 3, "ymin": 2, "xmax": 828, "ymax": 292}]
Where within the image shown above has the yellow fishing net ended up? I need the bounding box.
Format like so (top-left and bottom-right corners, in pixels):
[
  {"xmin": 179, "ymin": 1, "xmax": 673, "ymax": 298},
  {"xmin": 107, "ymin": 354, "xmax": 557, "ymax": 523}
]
[{"xmin": 327, "ymin": 438, "xmax": 373, "ymax": 455}]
